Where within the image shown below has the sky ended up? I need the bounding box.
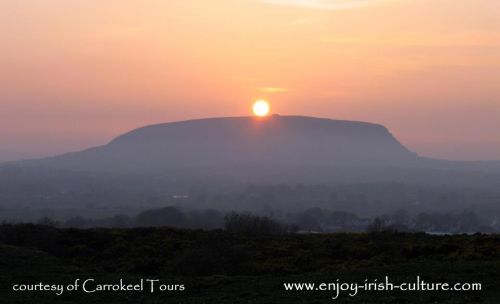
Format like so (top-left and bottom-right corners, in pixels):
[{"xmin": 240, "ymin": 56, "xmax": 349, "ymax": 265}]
[{"xmin": 1, "ymin": 0, "xmax": 499, "ymax": 161}]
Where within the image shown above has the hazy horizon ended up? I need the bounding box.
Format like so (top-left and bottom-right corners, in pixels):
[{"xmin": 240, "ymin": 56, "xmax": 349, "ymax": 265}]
[
  {"xmin": 1, "ymin": 0, "xmax": 499, "ymax": 162},
  {"xmin": 1, "ymin": 113, "xmax": 499, "ymax": 163}
]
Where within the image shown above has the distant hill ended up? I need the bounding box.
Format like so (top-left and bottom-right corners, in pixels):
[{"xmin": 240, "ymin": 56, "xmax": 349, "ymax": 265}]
[
  {"xmin": 1, "ymin": 115, "xmax": 500, "ymax": 212},
  {"xmin": 19, "ymin": 115, "xmax": 421, "ymax": 173}
]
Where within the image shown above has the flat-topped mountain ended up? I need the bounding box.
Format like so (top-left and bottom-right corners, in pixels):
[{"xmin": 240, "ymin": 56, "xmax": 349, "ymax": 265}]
[
  {"xmin": 2, "ymin": 115, "xmax": 500, "ymax": 212},
  {"xmin": 27, "ymin": 115, "xmax": 420, "ymax": 173}
]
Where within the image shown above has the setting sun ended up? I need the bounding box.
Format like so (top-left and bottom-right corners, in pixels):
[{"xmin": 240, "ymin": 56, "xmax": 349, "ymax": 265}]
[{"xmin": 253, "ymin": 100, "xmax": 270, "ymax": 117}]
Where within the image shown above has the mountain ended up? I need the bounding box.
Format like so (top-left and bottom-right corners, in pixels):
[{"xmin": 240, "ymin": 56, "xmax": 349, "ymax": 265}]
[
  {"xmin": 20, "ymin": 115, "xmax": 421, "ymax": 173},
  {"xmin": 2, "ymin": 115, "xmax": 500, "ymax": 214},
  {"xmin": 5, "ymin": 115, "xmax": 500, "ymax": 187}
]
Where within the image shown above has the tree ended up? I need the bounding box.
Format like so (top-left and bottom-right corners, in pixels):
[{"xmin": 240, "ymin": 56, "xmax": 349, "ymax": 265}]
[
  {"xmin": 135, "ymin": 206, "xmax": 187, "ymax": 228},
  {"xmin": 367, "ymin": 217, "xmax": 389, "ymax": 233},
  {"xmin": 224, "ymin": 212, "xmax": 290, "ymax": 235}
]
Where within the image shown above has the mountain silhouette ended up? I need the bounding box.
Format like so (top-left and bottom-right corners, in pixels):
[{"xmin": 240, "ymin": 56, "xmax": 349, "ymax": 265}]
[
  {"xmin": 2, "ymin": 115, "xmax": 500, "ymax": 212},
  {"xmin": 26, "ymin": 115, "xmax": 421, "ymax": 173}
]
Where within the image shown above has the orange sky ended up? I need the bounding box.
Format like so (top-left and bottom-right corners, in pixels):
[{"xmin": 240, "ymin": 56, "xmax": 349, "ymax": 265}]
[{"xmin": 1, "ymin": 0, "xmax": 499, "ymax": 161}]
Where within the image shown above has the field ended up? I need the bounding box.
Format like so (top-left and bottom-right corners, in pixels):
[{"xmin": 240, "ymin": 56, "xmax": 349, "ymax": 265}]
[{"xmin": 0, "ymin": 224, "xmax": 499, "ymax": 303}]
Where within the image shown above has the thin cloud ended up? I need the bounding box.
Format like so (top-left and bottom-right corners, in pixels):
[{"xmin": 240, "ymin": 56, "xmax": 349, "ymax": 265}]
[
  {"xmin": 259, "ymin": 87, "xmax": 290, "ymax": 93},
  {"xmin": 262, "ymin": 0, "xmax": 398, "ymax": 10}
]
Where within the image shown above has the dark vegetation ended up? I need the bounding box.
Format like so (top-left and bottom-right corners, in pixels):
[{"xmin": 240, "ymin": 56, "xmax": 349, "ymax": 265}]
[
  {"xmin": 223, "ymin": 212, "xmax": 296, "ymax": 234},
  {"xmin": 0, "ymin": 224, "xmax": 499, "ymax": 303},
  {"xmin": 20, "ymin": 206, "xmax": 500, "ymax": 234},
  {"xmin": 1, "ymin": 224, "xmax": 499, "ymax": 276}
]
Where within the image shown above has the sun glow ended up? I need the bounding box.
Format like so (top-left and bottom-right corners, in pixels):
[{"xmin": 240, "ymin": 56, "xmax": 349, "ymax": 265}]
[{"xmin": 253, "ymin": 100, "xmax": 270, "ymax": 117}]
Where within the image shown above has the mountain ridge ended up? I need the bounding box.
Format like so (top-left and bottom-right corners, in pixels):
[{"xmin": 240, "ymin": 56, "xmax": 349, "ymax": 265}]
[
  {"xmin": 1, "ymin": 115, "xmax": 500, "ymax": 198},
  {"xmin": 4, "ymin": 115, "xmax": 500, "ymax": 180},
  {"xmin": 15, "ymin": 115, "xmax": 422, "ymax": 172}
]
